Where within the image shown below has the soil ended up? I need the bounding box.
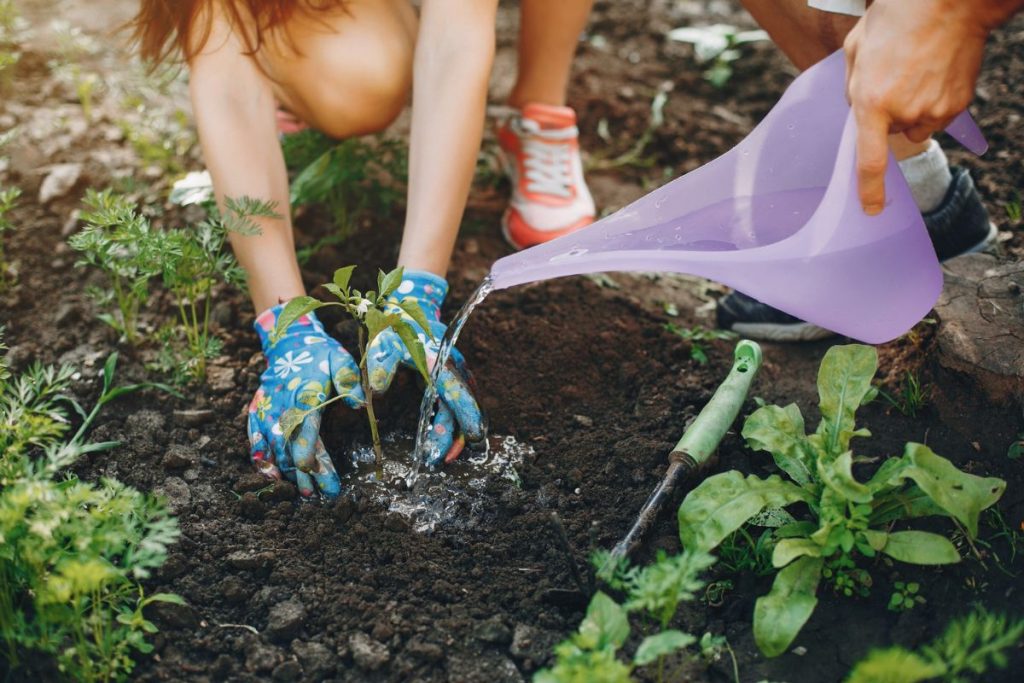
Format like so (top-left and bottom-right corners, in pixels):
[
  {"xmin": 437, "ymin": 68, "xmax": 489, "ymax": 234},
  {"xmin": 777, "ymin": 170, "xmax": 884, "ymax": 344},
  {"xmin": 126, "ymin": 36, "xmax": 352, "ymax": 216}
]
[{"xmin": 2, "ymin": 1, "xmax": 1023, "ymax": 682}]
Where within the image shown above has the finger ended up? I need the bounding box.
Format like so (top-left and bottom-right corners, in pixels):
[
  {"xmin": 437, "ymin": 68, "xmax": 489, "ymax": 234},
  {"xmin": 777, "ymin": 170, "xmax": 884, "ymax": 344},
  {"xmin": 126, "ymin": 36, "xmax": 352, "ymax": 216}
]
[
  {"xmin": 903, "ymin": 123, "xmax": 939, "ymax": 144},
  {"xmin": 367, "ymin": 331, "xmax": 403, "ymax": 394},
  {"xmin": 422, "ymin": 402, "xmax": 464, "ymax": 469},
  {"xmin": 331, "ymin": 354, "xmax": 366, "ymax": 409},
  {"xmin": 247, "ymin": 411, "xmax": 282, "ymax": 480},
  {"xmin": 309, "ymin": 438, "xmax": 342, "ymax": 498},
  {"xmin": 435, "ymin": 365, "xmax": 486, "ymax": 445},
  {"xmin": 290, "ymin": 410, "xmax": 322, "ymax": 473},
  {"xmin": 853, "ymin": 106, "xmax": 892, "ymax": 215}
]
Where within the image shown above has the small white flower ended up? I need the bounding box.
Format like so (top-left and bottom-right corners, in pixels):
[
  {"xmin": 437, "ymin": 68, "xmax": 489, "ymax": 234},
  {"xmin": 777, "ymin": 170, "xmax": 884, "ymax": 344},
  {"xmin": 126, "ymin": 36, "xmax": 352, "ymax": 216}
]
[
  {"xmin": 356, "ymin": 298, "xmax": 372, "ymax": 316},
  {"xmin": 273, "ymin": 350, "xmax": 314, "ymax": 378}
]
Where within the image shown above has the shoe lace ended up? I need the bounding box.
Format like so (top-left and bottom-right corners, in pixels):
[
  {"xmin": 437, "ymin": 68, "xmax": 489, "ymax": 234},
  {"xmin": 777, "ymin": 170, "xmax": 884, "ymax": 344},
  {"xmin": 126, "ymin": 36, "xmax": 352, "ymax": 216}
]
[{"xmin": 518, "ymin": 119, "xmax": 577, "ymax": 199}]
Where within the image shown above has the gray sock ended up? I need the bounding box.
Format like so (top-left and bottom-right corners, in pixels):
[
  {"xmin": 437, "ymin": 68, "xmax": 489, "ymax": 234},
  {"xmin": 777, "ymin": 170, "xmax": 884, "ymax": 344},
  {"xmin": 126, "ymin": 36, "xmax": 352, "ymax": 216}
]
[{"xmin": 897, "ymin": 140, "xmax": 953, "ymax": 213}]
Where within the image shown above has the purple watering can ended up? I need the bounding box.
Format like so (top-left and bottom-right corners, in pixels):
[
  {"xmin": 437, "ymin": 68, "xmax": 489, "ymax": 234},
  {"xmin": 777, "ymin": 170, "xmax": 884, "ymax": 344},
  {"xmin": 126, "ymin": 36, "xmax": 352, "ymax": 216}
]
[{"xmin": 488, "ymin": 51, "xmax": 987, "ymax": 344}]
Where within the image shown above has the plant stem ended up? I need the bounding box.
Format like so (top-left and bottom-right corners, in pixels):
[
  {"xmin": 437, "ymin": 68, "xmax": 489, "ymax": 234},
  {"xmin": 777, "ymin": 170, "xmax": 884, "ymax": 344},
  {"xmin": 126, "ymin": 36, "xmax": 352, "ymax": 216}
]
[{"xmin": 358, "ymin": 327, "xmax": 384, "ymax": 479}]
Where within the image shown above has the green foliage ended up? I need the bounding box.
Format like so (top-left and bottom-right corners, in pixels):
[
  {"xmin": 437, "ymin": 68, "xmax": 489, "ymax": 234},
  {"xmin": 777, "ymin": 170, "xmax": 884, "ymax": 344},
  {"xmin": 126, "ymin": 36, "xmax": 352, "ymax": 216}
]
[
  {"xmin": 71, "ymin": 190, "xmax": 268, "ymax": 380},
  {"xmin": 878, "ymin": 371, "xmax": 929, "ymax": 418},
  {"xmin": 0, "ymin": 336, "xmax": 181, "ymax": 682},
  {"xmin": 665, "ymin": 324, "xmax": 737, "ymax": 365},
  {"xmin": 717, "ymin": 526, "xmax": 776, "ymax": 576},
  {"xmin": 1007, "ymin": 433, "xmax": 1023, "ymax": 460},
  {"xmin": 282, "ymin": 130, "xmax": 407, "ymax": 244},
  {"xmin": 666, "ymin": 23, "xmax": 769, "ymax": 87},
  {"xmin": 677, "ymin": 344, "xmax": 1006, "ymax": 657},
  {"xmin": 0, "ymin": 128, "xmax": 19, "ymax": 289},
  {"xmin": 0, "ymin": 0, "xmax": 23, "ymax": 87},
  {"xmin": 846, "ymin": 608, "xmax": 1024, "ymax": 683},
  {"xmin": 1004, "ymin": 191, "xmax": 1021, "ymax": 224},
  {"xmin": 273, "ymin": 265, "xmax": 433, "ymax": 473},
  {"xmin": 887, "ymin": 581, "xmax": 924, "ymax": 612},
  {"xmin": 536, "ymin": 550, "xmax": 718, "ymax": 683}
]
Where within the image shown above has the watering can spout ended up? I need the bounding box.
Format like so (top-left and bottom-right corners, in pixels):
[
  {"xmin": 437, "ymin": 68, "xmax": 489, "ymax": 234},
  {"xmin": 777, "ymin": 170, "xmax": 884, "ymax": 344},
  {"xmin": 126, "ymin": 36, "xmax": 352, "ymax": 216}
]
[{"xmin": 489, "ymin": 50, "xmax": 987, "ymax": 344}]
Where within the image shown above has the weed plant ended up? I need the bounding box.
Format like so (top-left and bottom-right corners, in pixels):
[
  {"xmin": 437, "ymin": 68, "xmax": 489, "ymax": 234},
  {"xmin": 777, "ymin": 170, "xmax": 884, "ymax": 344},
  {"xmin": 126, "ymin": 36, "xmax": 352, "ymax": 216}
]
[
  {"xmin": 0, "ymin": 334, "xmax": 181, "ymax": 682},
  {"xmin": 273, "ymin": 266, "xmax": 433, "ymax": 475},
  {"xmin": 677, "ymin": 344, "xmax": 1006, "ymax": 656},
  {"xmin": 665, "ymin": 323, "xmax": 737, "ymax": 365},
  {"xmin": 666, "ymin": 24, "xmax": 769, "ymax": 87},
  {"xmin": 878, "ymin": 371, "xmax": 929, "ymax": 418}
]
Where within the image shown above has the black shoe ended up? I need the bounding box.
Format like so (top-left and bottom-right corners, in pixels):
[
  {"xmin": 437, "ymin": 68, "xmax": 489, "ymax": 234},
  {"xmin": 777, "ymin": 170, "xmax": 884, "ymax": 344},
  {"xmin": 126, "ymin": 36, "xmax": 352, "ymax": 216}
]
[{"xmin": 715, "ymin": 166, "xmax": 996, "ymax": 342}]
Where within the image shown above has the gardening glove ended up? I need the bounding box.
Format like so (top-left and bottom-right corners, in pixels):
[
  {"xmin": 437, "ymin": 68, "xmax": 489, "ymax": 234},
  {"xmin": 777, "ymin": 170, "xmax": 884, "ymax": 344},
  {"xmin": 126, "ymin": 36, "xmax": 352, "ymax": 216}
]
[
  {"xmin": 366, "ymin": 269, "xmax": 486, "ymax": 467},
  {"xmin": 248, "ymin": 304, "xmax": 365, "ymax": 498}
]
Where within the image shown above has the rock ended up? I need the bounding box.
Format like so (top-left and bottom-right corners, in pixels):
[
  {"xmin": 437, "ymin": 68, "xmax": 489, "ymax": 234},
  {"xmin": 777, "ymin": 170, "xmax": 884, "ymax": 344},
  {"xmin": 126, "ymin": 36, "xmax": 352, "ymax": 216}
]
[
  {"xmin": 349, "ymin": 632, "xmax": 390, "ymax": 671},
  {"xmin": 292, "ymin": 640, "xmax": 335, "ymax": 678},
  {"xmin": 934, "ymin": 254, "xmax": 1024, "ymax": 408},
  {"xmin": 154, "ymin": 477, "xmax": 191, "ymax": 514},
  {"xmin": 226, "ymin": 550, "xmax": 274, "ymax": 571},
  {"xmin": 405, "ymin": 636, "xmax": 444, "ymax": 662},
  {"xmin": 61, "ymin": 209, "xmax": 81, "ymax": 236},
  {"xmin": 207, "ymin": 364, "xmax": 237, "ymax": 393},
  {"xmin": 509, "ymin": 624, "xmax": 536, "ymax": 659},
  {"xmin": 573, "ymin": 414, "xmax": 594, "ymax": 428},
  {"xmin": 271, "ymin": 660, "xmax": 302, "ymax": 681},
  {"xmin": 476, "ymin": 617, "xmax": 513, "ymax": 645},
  {"xmin": 266, "ymin": 599, "xmax": 306, "ymax": 642},
  {"xmin": 38, "ymin": 163, "xmax": 82, "ymax": 204},
  {"xmin": 162, "ymin": 444, "xmax": 199, "ymax": 470},
  {"xmin": 245, "ymin": 641, "xmax": 284, "ymax": 673}
]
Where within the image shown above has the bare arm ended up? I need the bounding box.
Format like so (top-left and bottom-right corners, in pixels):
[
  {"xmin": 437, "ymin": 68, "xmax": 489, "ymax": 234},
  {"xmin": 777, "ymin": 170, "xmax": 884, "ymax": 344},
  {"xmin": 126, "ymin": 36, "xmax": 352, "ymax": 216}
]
[
  {"xmin": 846, "ymin": 0, "xmax": 1024, "ymax": 215},
  {"xmin": 396, "ymin": 0, "xmax": 499, "ymax": 276},
  {"xmin": 188, "ymin": 7, "xmax": 304, "ymax": 313}
]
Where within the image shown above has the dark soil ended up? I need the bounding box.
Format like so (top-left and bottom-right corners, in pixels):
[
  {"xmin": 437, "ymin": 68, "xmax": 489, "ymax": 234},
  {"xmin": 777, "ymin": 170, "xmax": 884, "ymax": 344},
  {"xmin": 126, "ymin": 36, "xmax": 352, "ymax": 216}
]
[{"xmin": 2, "ymin": 1, "xmax": 1022, "ymax": 682}]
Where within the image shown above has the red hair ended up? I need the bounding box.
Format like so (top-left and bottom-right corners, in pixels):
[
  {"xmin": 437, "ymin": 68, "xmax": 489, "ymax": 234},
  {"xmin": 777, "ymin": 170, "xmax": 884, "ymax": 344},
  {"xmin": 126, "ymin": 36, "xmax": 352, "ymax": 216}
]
[{"xmin": 130, "ymin": 0, "xmax": 341, "ymax": 66}]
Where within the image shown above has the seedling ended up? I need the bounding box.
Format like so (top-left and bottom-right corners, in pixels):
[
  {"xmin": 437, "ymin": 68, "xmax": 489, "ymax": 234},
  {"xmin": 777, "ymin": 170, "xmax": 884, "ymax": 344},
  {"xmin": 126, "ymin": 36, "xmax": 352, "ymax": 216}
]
[
  {"xmin": 677, "ymin": 344, "xmax": 1006, "ymax": 657},
  {"xmin": 667, "ymin": 23, "xmax": 769, "ymax": 88},
  {"xmin": 538, "ymin": 549, "xmax": 717, "ymax": 683},
  {"xmin": 590, "ymin": 89, "xmax": 670, "ymax": 171},
  {"xmin": 1004, "ymin": 191, "xmax": 1021, "ymax": 224},
  {"xmin": 878, "ymin": 370, "xmax": 929, "ymax": 418},
  {"xmin": 846, "ymin": 608, "xmax": 1024, "ymax": 683},
  {"xmin": 887, "ymin": 581, "xmax": 925, "ymax": 612},
  {"xmin": 665, "ymin": 323, "xmax": 737, "ymax": 365},
  {"xmin": 282, "ymin": 130, "xmax": 407, "ymax": 243},
  {"xmin": 272, "ymin": 265, "xmax": 434, "ymax": 477},
  {"xmin": 718, "ymin": 526, "xmax": 775, "ymax": 577},
  {"xmin": 0, "ymin": 332, "xmax": 182, "ymax": 682}
]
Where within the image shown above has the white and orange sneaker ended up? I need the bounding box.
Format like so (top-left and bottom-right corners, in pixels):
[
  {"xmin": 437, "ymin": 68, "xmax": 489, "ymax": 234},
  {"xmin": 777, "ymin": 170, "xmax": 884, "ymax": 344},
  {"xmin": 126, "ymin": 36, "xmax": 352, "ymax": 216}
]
[{"xmin": 497, "ymin": 103, "xmax": 596, "ymax": 250}]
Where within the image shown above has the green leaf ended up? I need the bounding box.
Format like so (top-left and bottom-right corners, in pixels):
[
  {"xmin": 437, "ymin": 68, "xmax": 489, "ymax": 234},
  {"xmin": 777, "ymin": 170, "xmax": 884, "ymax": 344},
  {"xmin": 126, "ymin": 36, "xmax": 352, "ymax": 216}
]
[
  {"xmin": 392, "ymin": 320, "xmax": 431, "ymax": 384},
  {"xmin": 398, "ymin": 299, "xmax": 435, "ymax": 341},
  {"xmin": 845, "ymin": 647, "xmax": 945, "ymax": 683},
  {"xmin": 742, "ymin": 403, "xmax": 815, "ymax": 486},
  {"xmin": 815, "ymin": 344, "xmax": 877, "ymax": 456},
  {"xmin": 279, "ymin": 407, "xmax": 308, "ymax": 440},
  {"xmin": 333, "ymin": 265, "xmax": 356, "ymax": 292},
  {"xmin": 323, "ymin": 283, "xmax": 346, "ymax": 301},
  {"xmin": 272, "ymin": 296, "xmax": 322, "ymax": 343},
  {"xmin": 379, "ymin": 266, "xmax": 404, "ymax": 299},
  {"xmin": 634, "ymin": 630, "xmax": 696, "ymax": 666},
  {"xmin": 772, "ymin": 538, "xmax": 821, "ymax": 568},
  {"xmin": 102, "ymin": 352, "xmax": 119, "ymax": 392},
  {"xmin": 364, "ymin": 307, "xmax": 389, "ymax": 343},
  {"xmin": 678, "ymin": 471, "xmax": 811, "ymax": 552},
  {"xmin": 816, "ymin": 451, "xmax": 873, "ymax": 503},
  {"xmin": 878, "ymin": 531, "xmax": 960, "ymax": 565},
  {"xmin": 753, "ymin": 556, "xmax": 823, "ymax": 657},
  {"xmin": 877, "ymin": 443, "xmax": 1005, "ymax": 537},
  {"xmin": 145, "ymin": 592, "xmax": 186, "ymax": 606},
  {"xmin": 579, "ymin": 592, "xmax": 630, "ymax": 650}
]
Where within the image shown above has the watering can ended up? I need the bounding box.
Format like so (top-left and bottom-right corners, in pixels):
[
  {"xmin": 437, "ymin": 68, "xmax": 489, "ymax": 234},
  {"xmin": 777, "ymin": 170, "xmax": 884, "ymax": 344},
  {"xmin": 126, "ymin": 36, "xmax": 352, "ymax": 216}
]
[{"xmin": 489, "ymin": 51, "xmax": 988, "ymax": 344}]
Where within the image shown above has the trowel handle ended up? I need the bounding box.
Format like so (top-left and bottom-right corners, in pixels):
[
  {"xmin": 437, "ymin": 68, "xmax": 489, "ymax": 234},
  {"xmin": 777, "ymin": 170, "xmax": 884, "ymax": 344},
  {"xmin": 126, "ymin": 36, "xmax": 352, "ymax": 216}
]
[{"xmin": 671, "ymin": 340, "xmax": 762, "ymax": 471}]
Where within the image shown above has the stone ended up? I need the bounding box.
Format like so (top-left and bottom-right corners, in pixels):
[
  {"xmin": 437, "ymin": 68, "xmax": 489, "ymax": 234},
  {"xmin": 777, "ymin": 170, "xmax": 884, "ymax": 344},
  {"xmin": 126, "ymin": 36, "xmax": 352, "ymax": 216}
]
[
  {"xmin": 38, "ymin": 163, "xmax": 82, "ymax": 204},
  {"xmin": 226, "ymin": 550, "xmax": 273, "ymax": 571},
  {"xmin": 934, "ymin": 255, "xmax": 1024, "ymax": 408},
  {"xmin": 292, "ymin": 640, "xmax": 335, "ymax": 678},
  {"xmin": 174, "ymin": 409, "xmax": 215, "ymax": 427},
  {"xmin": 162, "ymin": 444, "xmax": 199, "ymax": 470},
  {"xmin": 207, "ymin": 364, "xmax": 237, "ymax": 393},
  {"xmin": 349, "ymin": 632, "xmax": 390, "ymax": 671},
  {"xmin": 266, "ymin": 599, "xmax": 306, "ymax": 642},
  {"xmin": 154, "ymin": 477, "xmax": 191, "ymax": 514},
  {"xmin": 509, "ymin": 624, "xmax": 536, "ymax": 659},
  {"xmin": 245, "ymin": 641, "xmax": 284, "ymax": 673},
  {"xmin": 476, "ymin": 617, "xmax": 513, "ymax": 645},
  {"xmin": 405, "ymin": 636, "xmax": 444, "ymax": 662}
]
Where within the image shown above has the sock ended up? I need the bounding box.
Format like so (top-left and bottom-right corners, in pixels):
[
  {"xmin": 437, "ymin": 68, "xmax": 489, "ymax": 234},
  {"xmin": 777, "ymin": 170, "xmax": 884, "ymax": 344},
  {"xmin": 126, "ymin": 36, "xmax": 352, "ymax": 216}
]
[{"xmin": 897, "ymin": 140, "xmax": 953, "ymax": 213}]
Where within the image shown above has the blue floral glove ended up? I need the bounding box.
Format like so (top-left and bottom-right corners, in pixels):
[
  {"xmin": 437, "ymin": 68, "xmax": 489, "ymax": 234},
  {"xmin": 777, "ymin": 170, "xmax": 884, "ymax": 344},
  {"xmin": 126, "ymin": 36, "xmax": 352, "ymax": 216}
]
[
  {"xmin": 366, "ymin": 270, "xmax": 486, "ymax": 467},
  {"xmin": 248, "ymin": 304, "xmax": 365, "ymax": 498}
]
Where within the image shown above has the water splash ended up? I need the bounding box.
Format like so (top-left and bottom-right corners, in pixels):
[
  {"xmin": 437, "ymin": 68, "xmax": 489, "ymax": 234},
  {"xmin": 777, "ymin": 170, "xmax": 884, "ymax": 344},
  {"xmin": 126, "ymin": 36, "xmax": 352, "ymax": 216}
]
[{"xmin": 411, "ymin": 276, "xmax": 495, "ymax": 468}]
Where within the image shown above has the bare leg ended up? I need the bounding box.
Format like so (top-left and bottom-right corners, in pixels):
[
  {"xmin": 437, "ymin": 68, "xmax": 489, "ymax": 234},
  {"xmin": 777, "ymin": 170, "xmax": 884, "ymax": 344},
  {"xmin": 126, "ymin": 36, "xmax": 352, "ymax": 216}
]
[
  {"xmin": 742, "ymin": 0, "xmax": 928, "ymax": 159},
  {"xmin": 509, "ymin": 0, "xmax": 595, "ymax": 108}
]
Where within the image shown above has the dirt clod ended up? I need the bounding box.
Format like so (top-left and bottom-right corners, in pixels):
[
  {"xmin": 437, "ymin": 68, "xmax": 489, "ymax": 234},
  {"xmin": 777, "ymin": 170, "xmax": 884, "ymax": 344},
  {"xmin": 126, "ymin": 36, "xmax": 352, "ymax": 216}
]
[
  {"xmin": 349, "ymin": 632, "xmax": 391, "ymax": 671},
  {"xmin": 266, "ymin": 599, "xmax": 307, "ymax": 642}
]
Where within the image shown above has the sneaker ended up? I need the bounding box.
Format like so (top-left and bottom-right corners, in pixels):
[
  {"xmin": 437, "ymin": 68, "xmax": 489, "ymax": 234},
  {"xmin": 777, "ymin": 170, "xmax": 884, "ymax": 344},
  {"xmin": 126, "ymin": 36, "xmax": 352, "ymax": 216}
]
[
  {"xmin": 715, "ymin": 165, "xmax": 997, "ymax": 342},
  {"xmin": 497, "ymin": 103, "xmax": 596, "ymax": 250}
]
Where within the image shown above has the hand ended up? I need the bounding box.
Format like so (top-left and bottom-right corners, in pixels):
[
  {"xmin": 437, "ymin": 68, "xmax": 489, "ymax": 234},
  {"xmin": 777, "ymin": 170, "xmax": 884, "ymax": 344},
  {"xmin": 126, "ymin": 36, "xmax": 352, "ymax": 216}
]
[
  {"xmin": 366, "ymin": 270, "xmax": 486, "ymax": 467},
  {"xmin": 843, "ymin": 0, "xmax": 990, "ymax": 215},
  {"xmin": 248, "ymin": 304, "xmax": 365, "ymax": 498}
]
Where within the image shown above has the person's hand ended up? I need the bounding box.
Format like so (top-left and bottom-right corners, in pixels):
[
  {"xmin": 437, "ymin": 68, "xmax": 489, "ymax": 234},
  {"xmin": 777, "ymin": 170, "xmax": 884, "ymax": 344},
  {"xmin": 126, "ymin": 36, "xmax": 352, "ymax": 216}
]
[
  {"xmin": 366, "ymin": 269, "xmax": 486, "ymax": 467},
  {"xmin": 248, "ymin": 304, "xmax": 365, "ymax": 498},
  {"xmin": 844, "ymin": 0, "xmax": 991, "ymax": 215}
]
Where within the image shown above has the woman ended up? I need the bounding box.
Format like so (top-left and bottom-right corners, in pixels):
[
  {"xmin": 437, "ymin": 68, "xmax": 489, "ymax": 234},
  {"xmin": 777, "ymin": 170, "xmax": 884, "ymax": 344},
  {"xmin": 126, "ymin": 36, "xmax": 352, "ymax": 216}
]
[{"xmin": 131, "ymin": 0, "xmax": 596, "ymax": 497}]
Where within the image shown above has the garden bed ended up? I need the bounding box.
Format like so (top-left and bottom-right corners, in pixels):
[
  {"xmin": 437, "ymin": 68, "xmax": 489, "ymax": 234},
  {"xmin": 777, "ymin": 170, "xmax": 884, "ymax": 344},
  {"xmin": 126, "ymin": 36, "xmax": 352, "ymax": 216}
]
[{"xmin": 2, "ymin": 1, "xmax": 1022, "ymax": 682}]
